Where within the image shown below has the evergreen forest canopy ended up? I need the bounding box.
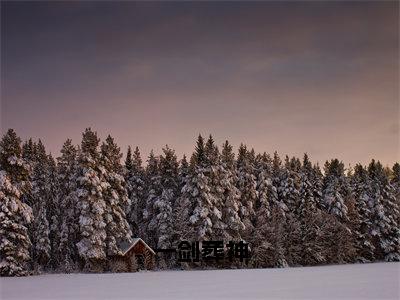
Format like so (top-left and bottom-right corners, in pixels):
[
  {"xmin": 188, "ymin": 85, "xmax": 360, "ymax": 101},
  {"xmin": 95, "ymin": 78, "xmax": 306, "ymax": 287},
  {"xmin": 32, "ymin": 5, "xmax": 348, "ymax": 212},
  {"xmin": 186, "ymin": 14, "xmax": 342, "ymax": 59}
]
[{"xmin": 0, "ymin": 128, "xmax": 399, "ymax": 276}]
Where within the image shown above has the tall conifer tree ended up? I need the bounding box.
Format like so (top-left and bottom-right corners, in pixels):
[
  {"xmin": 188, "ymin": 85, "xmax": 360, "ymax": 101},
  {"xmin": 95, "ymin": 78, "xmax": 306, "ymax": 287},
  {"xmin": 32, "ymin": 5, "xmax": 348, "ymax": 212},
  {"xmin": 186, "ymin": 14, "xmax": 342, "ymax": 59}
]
[
  {"xmin": 57, "ymin": 139, "xmax": 79, "ymax": 271},
  {"xmin": 100, "ymin": 135, "xmax": 132, "ymax": 256},
  {"xmin": 0, "ymin": 129, "xmax": 33, "ymax": 276},
  {"xmin": 74, "ymin": 129, "xmax": 108, "ymax": 271}
]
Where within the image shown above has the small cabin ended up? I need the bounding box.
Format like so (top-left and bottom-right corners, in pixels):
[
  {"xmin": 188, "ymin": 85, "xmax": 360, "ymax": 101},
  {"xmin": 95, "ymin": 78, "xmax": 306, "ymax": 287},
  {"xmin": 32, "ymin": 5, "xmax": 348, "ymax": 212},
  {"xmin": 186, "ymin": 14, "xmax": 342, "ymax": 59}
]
[{"xmin": 109, "ymin": 238, "xmax": 156, "ymax": 272}]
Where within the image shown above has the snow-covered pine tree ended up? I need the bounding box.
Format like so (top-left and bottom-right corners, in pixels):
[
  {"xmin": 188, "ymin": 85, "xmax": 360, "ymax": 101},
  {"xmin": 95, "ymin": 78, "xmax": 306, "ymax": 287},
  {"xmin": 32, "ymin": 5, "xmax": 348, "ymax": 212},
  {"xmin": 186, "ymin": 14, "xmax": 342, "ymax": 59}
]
[
  {"xmin": 321, "ymin": 159, "xmax": 357, "ymax": 263},
  {"xmin": 0, "ymin": 129, "xmax": 33, "ymax": 276},
  {"xmin": 236, "ymin": 144, "xmax": 258, "ymax": 239},
  {"xmin": 368, "ymin": 160, "xmax": 400, "ymax": 261},
  {"xmin": 277, "ymin": 157, "xmax": 303, "ymax": 266},
  {"xmin": 20, "ymin": 139, "xmax": 36, "ymax": 261},
  {"xmin": 220, "ymin": 141, "xmax": 244, "ymax": 241},
  {"xmin": 173, "ymin": 155, "xmax": 192, "ymax": 244},
  {"xmin": 56, "ymin": 139, "xmax": 79, "ymax": 272},
  {"xmin": 251, "ymin": 152, "xmax": 275, "ymax": 267},
  {"xmin": 125, "ymin": 146, "xmax": 133, "ymax": 172},
  {"xmin": 32, "ymin": 204, "xmax": 50, "ymax": 270},
  {"xmin": 392, "ymin": 163, "xmax": 400, "ymax": 193},
  {"xmin": 298, "ymin": 154, "xmax": 317, "ymax": 217},
  {"xmin": 204, "ymin": 136, "xmax": 226, "ymax": 241},
  {"xmin": 143, "ymin": 150, "xmax": 162, "ymax": 247},
  {"xmin": 179, "ymin": 155, "xmax": 190, "ymax": 192},
  {"xmin": 184, "ymin": 135, "xmax": 214, "ymax": 241},
  {"xmin": 278, "ymin": 156, "xmax": 301, "ymax": 214},
  {"xmin": 22, "ymin": 139, "xmax": 35, "ymax": 168},
  {"xmin": 30, "ymin": 140, "xmax": 51, "ymax": 271},
  {"xmin": 248, "ymin": 148, "xmax": 256, "ymax": 168},
  {"xmin": 251, "ymin": 206, "xmax": 287, "ymax": 268},
  {"xmin": 253, "ymin": 153, "xmax": 272, "ymax": 233},
  {"xmin": 270, "ymin": 151, "xmax": 288, "ymax": 216},
  {"xmin": 295, "ymin": 154, "xmax": 326, "ymax": 265},
  {"xmin": 311, "ymin": 163, "xmax": 324, "ymax": 209},
  {"xmin": 100, "ymin": 135, "xmax": 132, "ymax": 257},
  {"xmin": 322, "ymin": 159, "xmax": 350, "ymax": 221},
  {"xmin": 152, "ymin": 146, "xmax": 179, "ymax": 268},
  {"xmin": 46, "ymin": 154, "xmax": 62, "ymax": 269},
  {"xmin": 221, "ymin": 141, "xmax": 235, "ymax": 171},
  {"xmin": 0, "ymin": 171, "xmax": 33, "ymax": 276},
  {"xmin": 350, "ymin": 164, "xmax": 375, "ymax": 262},
  {"xmin": 391, "ymin": 163, "xmax": 400, "ymax": 223},
  {"xmin": 74, "ymin": 128, "xmax": 108, "ymax": 271},
  {"xmin": 258, "ymin": 150, "xmax": 288, "ymax": 269},
  {"xmin": 125, "ymin": 146, "xmax": 146, "ymax": 237},
  {"xmin": 0, "ymin": 129, "xmax": 31, "ymax": 194},
  {"xmin": 124, "ymin": 146, "xmax": 134, "ymax": 226}
]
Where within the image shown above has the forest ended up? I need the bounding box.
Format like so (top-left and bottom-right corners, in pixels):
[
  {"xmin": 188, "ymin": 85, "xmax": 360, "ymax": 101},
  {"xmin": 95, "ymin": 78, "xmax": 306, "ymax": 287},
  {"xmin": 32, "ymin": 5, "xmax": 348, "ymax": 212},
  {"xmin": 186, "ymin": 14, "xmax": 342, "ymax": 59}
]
[{"xmin": 0, "ymin": 128, "xmax": 399, "ymax": 276}]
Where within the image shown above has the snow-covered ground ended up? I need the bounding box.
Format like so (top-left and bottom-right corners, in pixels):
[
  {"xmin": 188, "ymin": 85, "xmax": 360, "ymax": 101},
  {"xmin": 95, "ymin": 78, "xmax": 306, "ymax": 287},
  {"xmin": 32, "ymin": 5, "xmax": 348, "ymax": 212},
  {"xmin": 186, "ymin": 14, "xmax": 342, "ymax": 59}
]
[{"xmin": 1, "ymin": 262, "xmax": 399, "ymax": 300}]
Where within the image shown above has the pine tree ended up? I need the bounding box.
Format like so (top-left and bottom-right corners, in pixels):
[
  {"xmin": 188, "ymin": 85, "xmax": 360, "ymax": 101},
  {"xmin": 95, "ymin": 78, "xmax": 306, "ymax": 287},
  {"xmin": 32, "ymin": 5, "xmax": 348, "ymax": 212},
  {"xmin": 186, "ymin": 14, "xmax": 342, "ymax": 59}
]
[
  {"xmin": 204, "ymin": 135, "xmax": 226, "ymax": 240},
  {"xmin": 392, "ymin": 163, "xmax": 400, "ymax": 193},
  {"xmin": 191, "ymin": 135, "xmax": 206, "ymax": 167},
  {"xmin": 100, "ymin": 135, "xmax": 132, "ymax": 257},
  {"xmin": 45, "ymin": 154, "xmax": 62, "ymax": 269},
  {"xmin": 251, "ymin": 206, "xmax": 287, "ymax": 268},
  {"xmin": 125, "ymin": 146, "xmax": 133, "ymax": 173},
  {"xmin": 251, "ymin": 153, "xmax": 275, "ymax": 267},
  {"xmin": 322, "ymin": 159, "xmax": 350, "ymax": 221},
  {"xmin": 368, "ymin": 160, "xmax": 400, "ymax": 261},
  {"xmin": 32, "ymin": 204, "xmax": 51, "ymax": 270},
  {"xmin": 350, "ymin": 164, "xmax": 375, "ymax": 261},
  {"xmin": 220, "ymin": 141, "xmax": 244, "ymax": 241},
  {"xmin": 152, "ymin": 146, "xmax": 179, "ymax": 268},
  {"xmin": 57, "ymin": 139, "xmax": 79, "ymax": 271},
  {"xmin": 0, "ymin": 129, "xmax": 33, "ymax": 276},
  {"xmin": 74, "ymin": 128, "xmax": 108, "ymax": 271},
  {"xmin": 391, "ymin": 163, "xmax": 400, "ymax": 224},
  {"xmin": 297, "ymin": 154, "xmax": 326, "ymax": 265},
  {"xmin": 22, "ymin": 139, "xmax": 35, "ymax": 166},
  {"xmin": 0, "ymin": 129, "xmax": 30, "ymax": 192},
  {"xmin": 125, "ymin": 146, "xmax": 146, "ymax": 236},
  {"xmin": 173, "ymin": 155, "xmax": 192, "ymax": 243},
  {"xmin": 322, "ymin": 212, "xmax": 356, "ymax": 264},
  {"xmin": 179, "ymin": 155, "xmax": 190, "ymax": 191},
  {"xmin": 236, "ymin": 144, "xmax": 257, "ymax": 239},
  {"xmin": 270, "ymin": 151, "xmax": 288, "ymax": 215},
  {"xmin": 298, "ymin": 154, "xmax": 318, "ymax": 217},
  {"xmin": 253, "ymin": 153, "xmax": 272, "ymax": 234},
  {"xmin": 278, "ymin": 156, "xmax": 300, "ymax": 214},
  {"xmin": 277, "ymin": 156, "xmax": 303, "ymax": 266},
  {"xmin": 30, "ymin": 140, "xmax": 51, "ymax": 270},
  {"xmin": 143, "ymin": 150, "xmax": 162, "ymax": 247},
  {"xmin": 312, "ymin": 163, "xmax": 324, "ymax": 209},
  {"xmin": 0, "ymin": 171, "xmax": 33, "ymax": 276},
  {"xmin": 184, "ymin": 135, "xmax": 214, "ymax": 241}
]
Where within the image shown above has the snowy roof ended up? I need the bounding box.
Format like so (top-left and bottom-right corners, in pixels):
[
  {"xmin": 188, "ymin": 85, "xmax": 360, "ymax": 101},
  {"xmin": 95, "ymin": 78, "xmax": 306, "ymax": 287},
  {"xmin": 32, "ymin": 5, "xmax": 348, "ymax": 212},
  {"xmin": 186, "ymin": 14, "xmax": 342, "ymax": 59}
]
[{"xmin": 118, "ymin": 238, "xmax": 155, "ymax": 256}]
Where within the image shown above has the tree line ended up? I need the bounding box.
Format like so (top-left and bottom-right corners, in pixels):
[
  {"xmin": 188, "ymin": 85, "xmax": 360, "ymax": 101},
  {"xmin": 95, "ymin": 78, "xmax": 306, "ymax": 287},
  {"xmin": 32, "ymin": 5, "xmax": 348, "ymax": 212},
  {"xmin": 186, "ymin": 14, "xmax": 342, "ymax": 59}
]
[{"xmin": 0, "ymin": 128, "xmax": 399, "ymax": 276}]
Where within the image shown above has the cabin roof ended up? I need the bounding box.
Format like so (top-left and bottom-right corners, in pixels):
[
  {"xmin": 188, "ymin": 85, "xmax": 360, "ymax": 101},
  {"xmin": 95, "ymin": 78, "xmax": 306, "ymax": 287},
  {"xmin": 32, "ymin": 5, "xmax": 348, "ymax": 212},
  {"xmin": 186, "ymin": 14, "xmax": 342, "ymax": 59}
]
[{"xmin": 118, "ymin": 238, "xmax": 156, "ymax": 256}]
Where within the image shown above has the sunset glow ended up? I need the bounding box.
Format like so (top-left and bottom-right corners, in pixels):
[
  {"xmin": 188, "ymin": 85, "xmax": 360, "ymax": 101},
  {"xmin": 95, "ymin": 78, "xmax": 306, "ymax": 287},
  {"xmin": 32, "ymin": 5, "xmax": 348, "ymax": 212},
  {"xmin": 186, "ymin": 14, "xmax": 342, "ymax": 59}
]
[{"xmin": 1, "ymin": 1, "xmax": 398, "ymax": 165}]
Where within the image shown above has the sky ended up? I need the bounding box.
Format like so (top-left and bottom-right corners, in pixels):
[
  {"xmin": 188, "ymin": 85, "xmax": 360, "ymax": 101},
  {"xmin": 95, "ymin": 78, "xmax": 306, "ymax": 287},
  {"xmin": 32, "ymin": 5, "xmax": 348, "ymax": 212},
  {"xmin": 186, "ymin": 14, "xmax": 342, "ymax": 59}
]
[{"xmin": 1, "ymin": 1, "xmax": 399, "ymax": 166}]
